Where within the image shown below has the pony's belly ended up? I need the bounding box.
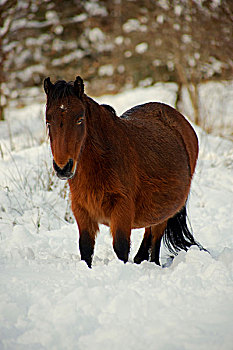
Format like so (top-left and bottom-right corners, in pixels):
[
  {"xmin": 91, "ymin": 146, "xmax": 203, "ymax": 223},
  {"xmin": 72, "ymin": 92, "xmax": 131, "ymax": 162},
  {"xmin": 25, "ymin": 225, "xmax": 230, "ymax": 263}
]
[
  {"xmin": 133, "ymin": 187, "xmax": 189, "ymax": 228},
  {"xmin": 132, "ymin": 214, "xmax": 171, "ymax": 229}
]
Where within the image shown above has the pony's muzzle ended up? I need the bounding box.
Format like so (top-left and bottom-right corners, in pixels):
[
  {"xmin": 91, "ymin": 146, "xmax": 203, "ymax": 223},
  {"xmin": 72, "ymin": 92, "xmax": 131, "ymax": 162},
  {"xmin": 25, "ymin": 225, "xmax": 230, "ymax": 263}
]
[{"xmin": 53, "ymin": 159, "xmax": 75, "ymax": 180}]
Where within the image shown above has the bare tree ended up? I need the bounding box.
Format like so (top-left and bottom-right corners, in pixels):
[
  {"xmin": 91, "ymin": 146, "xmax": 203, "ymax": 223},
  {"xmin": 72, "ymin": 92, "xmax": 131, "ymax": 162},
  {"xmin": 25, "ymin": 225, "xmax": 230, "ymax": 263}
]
[{"xmin": 0, "ymin": 0, "xmax": 18, "ymax": 120}]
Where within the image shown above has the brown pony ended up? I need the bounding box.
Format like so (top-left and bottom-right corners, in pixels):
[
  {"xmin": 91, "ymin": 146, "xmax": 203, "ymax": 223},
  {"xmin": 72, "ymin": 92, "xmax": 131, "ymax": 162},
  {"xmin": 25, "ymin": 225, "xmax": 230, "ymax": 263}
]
[{"xmin": 44, "ymin": 76, "xmax": 201, "ymax": 268}]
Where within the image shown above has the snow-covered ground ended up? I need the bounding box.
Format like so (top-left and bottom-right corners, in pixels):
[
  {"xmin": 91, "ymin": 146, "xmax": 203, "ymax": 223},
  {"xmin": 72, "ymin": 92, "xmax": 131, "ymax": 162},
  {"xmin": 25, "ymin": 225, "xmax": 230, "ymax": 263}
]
[
  {"xmin": 0, "ymin": 83, "xmax": 233, "ymax": 350},
  {"xmin": 181, "ymin": 81, "xmax": 233, "ymax": 140}
]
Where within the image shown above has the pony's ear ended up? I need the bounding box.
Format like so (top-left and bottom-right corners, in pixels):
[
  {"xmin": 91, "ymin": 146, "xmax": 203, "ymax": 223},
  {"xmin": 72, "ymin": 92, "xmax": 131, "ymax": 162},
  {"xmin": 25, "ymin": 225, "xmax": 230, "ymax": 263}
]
[
  {"xmin": 74, "ymin": 76, "xmax": 84, "ymax": 99},
  {"xmin": 44, "ymin": 77, "xmax": 54, "ymax": 95}
]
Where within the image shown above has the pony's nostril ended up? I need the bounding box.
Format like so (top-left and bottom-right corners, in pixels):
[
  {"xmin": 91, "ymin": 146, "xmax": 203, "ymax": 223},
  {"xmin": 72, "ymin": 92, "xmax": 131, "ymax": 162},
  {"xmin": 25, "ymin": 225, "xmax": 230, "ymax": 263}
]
[
  {"xmin": 53, "ymin": 160, "xmax": 61, "ymax": 173},
  {"xmin": 62, "ymin": 159, "xmax": 73, "ymax": 173},
  {"xmin": 67, "ymin": 159, "xmax": 73, "ymax": 172}
]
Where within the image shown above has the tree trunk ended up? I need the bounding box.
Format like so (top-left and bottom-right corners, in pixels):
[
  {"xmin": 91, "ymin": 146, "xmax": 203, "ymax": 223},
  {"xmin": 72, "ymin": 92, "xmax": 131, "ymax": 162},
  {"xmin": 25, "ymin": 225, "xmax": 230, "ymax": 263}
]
[{"xmin": 175, "ymin": 61, "xmax": 200, "ymax": 126}]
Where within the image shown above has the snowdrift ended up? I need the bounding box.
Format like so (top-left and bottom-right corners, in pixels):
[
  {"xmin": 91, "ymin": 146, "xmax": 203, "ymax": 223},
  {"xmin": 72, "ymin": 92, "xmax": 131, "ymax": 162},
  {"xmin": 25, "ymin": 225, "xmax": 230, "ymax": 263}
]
[{"xmin": 0, "ymin": 83, "xmax": 232, "ymax": 350}]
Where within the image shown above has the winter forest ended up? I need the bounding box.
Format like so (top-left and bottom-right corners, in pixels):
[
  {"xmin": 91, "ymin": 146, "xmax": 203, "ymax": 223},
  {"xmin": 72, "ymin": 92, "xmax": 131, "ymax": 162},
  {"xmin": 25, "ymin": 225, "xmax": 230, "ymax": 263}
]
[{"xmin": 0, "ymin": 1, "xmax": 233, "ymax": 349}]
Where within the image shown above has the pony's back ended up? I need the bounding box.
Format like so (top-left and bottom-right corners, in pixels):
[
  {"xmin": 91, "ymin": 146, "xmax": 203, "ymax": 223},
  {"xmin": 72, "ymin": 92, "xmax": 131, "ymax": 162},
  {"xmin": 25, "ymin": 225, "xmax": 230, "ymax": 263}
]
[{"xmin": 121, "ymin": 102, "xmax": 198, "ymax": 175}]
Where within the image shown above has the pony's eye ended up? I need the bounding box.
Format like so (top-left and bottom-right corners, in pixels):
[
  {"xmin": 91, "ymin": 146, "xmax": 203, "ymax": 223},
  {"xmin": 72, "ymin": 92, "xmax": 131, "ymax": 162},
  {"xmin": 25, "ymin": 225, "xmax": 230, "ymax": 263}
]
[{"xmin": 76, "ymin": 117, "xmax": 84, "ymax": 125}]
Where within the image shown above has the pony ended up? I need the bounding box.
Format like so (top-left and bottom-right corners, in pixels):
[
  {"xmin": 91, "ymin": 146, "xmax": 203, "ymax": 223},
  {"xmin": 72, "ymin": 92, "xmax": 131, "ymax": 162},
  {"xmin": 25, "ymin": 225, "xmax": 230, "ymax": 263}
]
[{"xmin": 44, "ymin": 76, "xmax": 201, "ymax": 268}]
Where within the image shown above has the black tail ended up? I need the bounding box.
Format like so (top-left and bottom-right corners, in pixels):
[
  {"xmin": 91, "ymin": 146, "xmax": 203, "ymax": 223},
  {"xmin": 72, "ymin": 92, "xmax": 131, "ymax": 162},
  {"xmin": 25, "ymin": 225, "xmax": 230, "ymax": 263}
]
[{"xmin": 163, "ymin": 206, "xmax": 204, "ymax": 255}]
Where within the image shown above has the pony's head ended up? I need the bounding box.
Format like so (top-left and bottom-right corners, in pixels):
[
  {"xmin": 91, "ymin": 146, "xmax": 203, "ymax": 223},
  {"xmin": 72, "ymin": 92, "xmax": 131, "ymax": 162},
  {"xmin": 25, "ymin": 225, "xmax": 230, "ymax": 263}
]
[{"xmin": 44, "ymin": 76, "xmax": 86, "ymax": 180}]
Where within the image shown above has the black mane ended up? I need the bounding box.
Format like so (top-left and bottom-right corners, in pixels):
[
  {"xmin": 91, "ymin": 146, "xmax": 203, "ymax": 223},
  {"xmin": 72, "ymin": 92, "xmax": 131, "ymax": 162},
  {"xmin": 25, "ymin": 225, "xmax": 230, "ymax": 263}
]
[
  {"xmin": 101, "ymin": 104, "xmax": 116, "ymax": 116},
  {"xmin": 49, "ymin": 80, "xmax": 77, "ymax": 101}
]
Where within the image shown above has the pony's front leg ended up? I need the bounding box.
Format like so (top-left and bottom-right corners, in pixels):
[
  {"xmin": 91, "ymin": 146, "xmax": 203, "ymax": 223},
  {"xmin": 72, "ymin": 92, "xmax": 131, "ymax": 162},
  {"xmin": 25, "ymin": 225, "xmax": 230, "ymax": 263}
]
[
  {"xmin": 72, "ymin": 205, "xmax": 98, "ymax": 268},
  {"xmin": 110, "ymin": 198, "xmax": 133, "ymax": 263}
]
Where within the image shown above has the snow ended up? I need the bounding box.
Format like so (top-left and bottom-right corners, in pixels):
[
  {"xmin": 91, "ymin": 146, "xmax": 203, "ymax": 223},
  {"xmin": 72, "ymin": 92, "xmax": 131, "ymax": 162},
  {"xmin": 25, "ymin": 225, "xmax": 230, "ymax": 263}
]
[
  {"xmin": 123, "ymin": 19, "xmax": 147, "ymax": 33},
  {"xmin": 135, "ymin": 42, "xmax": 148, "ymax": 54},
  {"xmin": 98, "ymin": 64, "xmax": 114, "ymax": 77},
  {"xmin": 52, "ymin": 51, "xmax": 85, "ymax": 67},
  {"xmin": 83, "ymin": 1, "xmax": 107, "ymax": 17},
  {"xmin": 174, "ymin": 5, "xmax": 183, "ymax": 16},
  {"xmin": 181, "ymin": 81, "xmax": 233, "ymax": 139},
  {"xmin": 69, "ymin": 14, "xmax": 88, "ymax": 23},
  {"xmin": 88, "ymin": 28, "xmax": 105, "ymax": 42},
  {"xmin": 45, "ymin": 11, "xmax": 59, "ymax": 23},
  {"xmin": 182, "ymin": 34, "xmax": 192, "ymax": 44},
  {"xmin": 15, "ymin": 65, "xmax": 45, "ymax": 83},
  {"xmin": 156, "ymin": 15, "xmax": 164, "ymax": 24},
  {"xmin": 0, "ymin": 83, "xmax": 233, "ymax": 350}
]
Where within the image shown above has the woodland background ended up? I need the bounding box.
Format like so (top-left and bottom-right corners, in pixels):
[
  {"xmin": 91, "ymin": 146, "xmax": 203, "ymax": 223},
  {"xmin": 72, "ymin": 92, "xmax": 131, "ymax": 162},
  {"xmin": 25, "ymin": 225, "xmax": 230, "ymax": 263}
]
[{"xmin": 1, "ymin": 0, "xmax": 233, "ymax": 127}]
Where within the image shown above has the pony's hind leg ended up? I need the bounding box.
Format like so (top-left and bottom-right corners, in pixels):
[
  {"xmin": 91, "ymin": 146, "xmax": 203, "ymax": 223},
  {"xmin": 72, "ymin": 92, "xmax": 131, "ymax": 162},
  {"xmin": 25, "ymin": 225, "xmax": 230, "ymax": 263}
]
[
  {"xmin": 134, "ymin": 227, "xmax": 152, "ymax": 264},
  {"xmin": 150, "ymin": 221, "xmax": 167, "ymax": 265},
  {"xmin": 134, "ymin": 221, "xmax": 167, "ymax": 265}
]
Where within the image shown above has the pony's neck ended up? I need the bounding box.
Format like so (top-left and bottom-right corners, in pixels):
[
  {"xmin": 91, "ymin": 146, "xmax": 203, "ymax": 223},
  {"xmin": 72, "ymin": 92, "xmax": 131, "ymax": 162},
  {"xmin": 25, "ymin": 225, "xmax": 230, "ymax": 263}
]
[{"xmin": 82, "ymin": 95, "xmax": 114, "ymax": 153}]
